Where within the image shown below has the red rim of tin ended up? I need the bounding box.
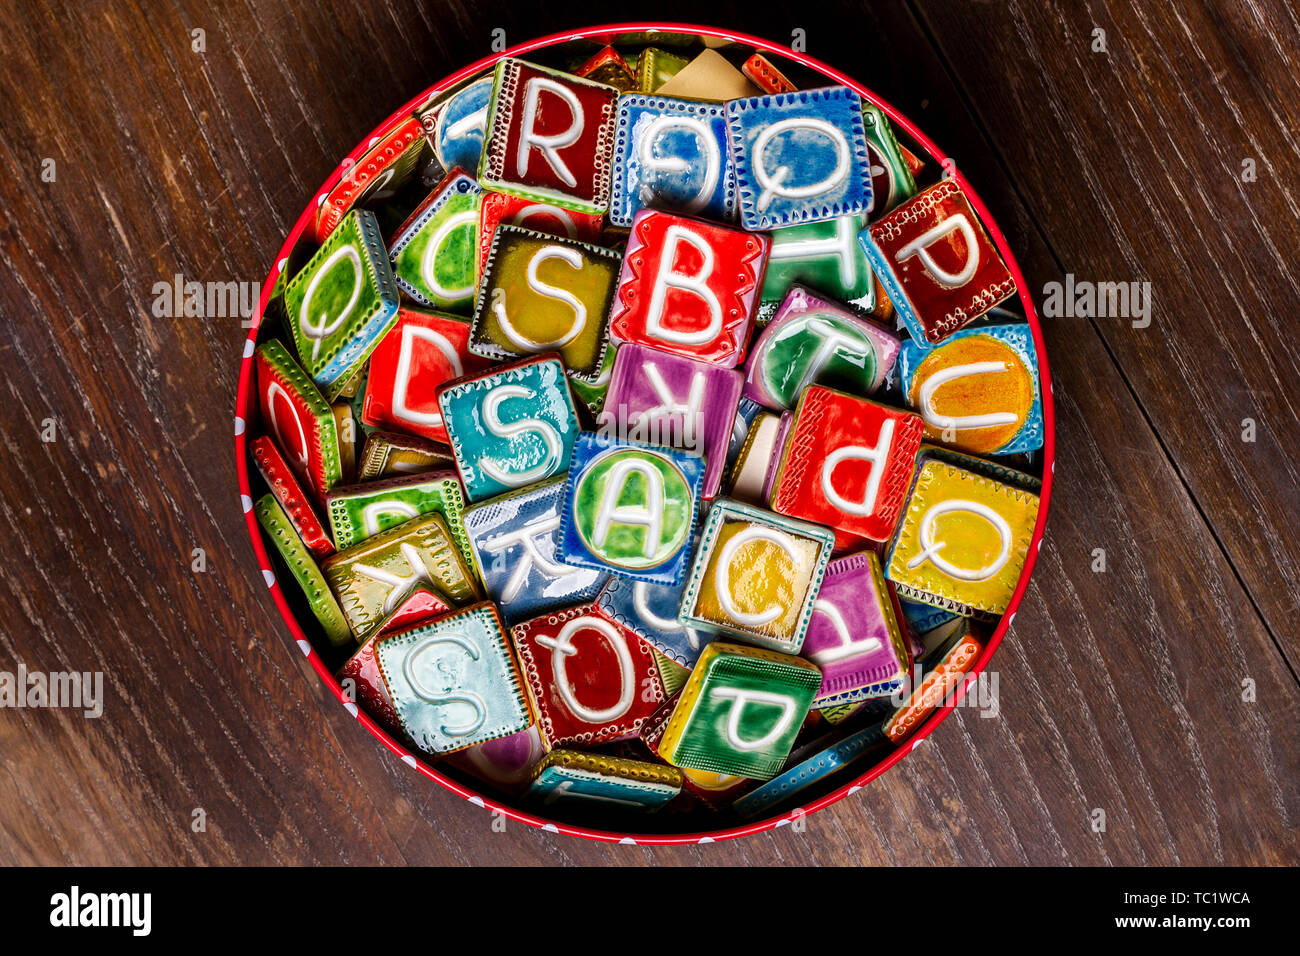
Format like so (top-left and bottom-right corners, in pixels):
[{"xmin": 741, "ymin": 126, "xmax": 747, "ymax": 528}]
[{"xmin": 233, "ymin": 22, "xmax": 1055, "ymax": 845}]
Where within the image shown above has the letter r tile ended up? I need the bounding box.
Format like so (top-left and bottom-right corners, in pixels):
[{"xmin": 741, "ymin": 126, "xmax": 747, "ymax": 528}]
[{"xmin": 479, "ymin": 58, "xmax": 619, "ymax": 214}]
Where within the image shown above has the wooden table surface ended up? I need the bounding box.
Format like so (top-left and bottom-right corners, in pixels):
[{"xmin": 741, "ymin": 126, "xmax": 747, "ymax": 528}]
[{"xmin": 1, "ymin": 0, "xmax": 1296, "ymax": 866}]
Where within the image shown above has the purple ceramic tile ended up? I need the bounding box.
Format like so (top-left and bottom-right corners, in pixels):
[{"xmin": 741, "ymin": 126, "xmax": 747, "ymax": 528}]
[
  {"xmin": 801, "ymin": 550, "xmax": 910, "ymax": 706},
  {"xmin": 600, "ymin": 342, "xmax": 742, "ymax": 498}
]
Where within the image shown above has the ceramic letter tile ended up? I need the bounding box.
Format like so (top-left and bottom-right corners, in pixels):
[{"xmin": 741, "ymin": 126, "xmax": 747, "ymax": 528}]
[
  {"xmin": 323, "ymin": 513, "xmax": 480, "ymax": 638},
  {"xmin": 462, "ymin": 478, "xmax": 607, "ymax": 624},
  {"xmin": 286, "ymin": 209, "xmax": 400, "ymax": 400},
  {"xmin": 731, "ymin": 723, "xmax": 887, "ymax": 818},
  {"xmin": 375, "ymin": 602, "xmax": 532, "ymax": 755},
  {"xmin": 315, "ymin": 114, "xmax": 431, "ymax": 243},
  {"xmin": 512, "ymin": 603, "xmax": 665, "ymax": 748},
  {"xmin": 325, "ymin": 471, "xmax": 469, "ymax": 564},
  {"xmin": 801, "ymin": 551, "xmax": 911, "ymax": 706},
  {"xmin": 657, "ymin": 642, "xmax": 820, "ymax": 780},
  {"xmin": 896, "ymin": 323, "xmax": 1044, "ymax": 455},
  {"xmin": 679, "ymin": 497, "xmax": 834, "ymax": 654},
  {"xmin": 361, "ymin": 307, "xmax": 489, "ymax": 445},
  {"xmin": 255, "ymin": 494, "xmax": 351, "ymax": 649},
  {"xmin": 525, "ymin": 750, "xmax": 682, "ymax": 810},
  {"xmin": 608, "ymin": 94, "xmax": 735, "ymax": 226},
  {"xmin": 559, "ymin": 432, "xmax": 704, "ymax": 585},
  {"xmin": 769, "ymin": 385, "xmax": 924, "ymax": 542},
  {"xmin": 437, "ymin": 354, "xmax": 580, "ymax": 502},
  {"xmin": 601, "ymin": 343, "xmax": 742, "ymax": 498},
  {"xmin": 357, "ymin": 430, "xmax": 456, "ymax": 481},
  {"xmin": 609, "ymin": 209, "xmax": 769, "ymax": 367},
  {"xmin": 388, "ymin": 168, "xmax": 482, "ymax": 314},
  {"xmin": 479, "ymin": 58, "xmax": 618, "ymax": 214},
  {"xmin": 743, "ymin": 284, "xmax": 900, "ymax": 411},
  {"xmin": 885, "ymin": 457, "xmax": 1039, "ymax": 618},
  {"xmin": 255, "ymin": 340, "xmax": 343, "ymax": 500},
  {"xmin": 862, "ymin": 180, "xmax": 1017, "ymax": 346},
  {"xmin": 758, "ymin": 215, "xmax": 876, "ymax": 322},
  {"xmin": 249, "ymin": 435, "xmax": 334, "ymax": 558},
  {"xmin": 469, "ymin": 225, "xmax": 619, "ymax": 380},
  {"xmin": 726, "ymin": 87, "xmax": 873, "ymax": 230}
]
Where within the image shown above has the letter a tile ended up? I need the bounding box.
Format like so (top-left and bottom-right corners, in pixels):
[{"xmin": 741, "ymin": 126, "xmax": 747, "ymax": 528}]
[
  {"xmin": 769, "ymin": 385, "xmax": 924, "ymax": 542},
  {"xmin": 726, "ymin": 86, "xmax": 873, "ymax": 230},
  {"xmin": 511, "ymin": 603, "xmax": 665, "ymax": 748},
  {"xmin": 657, "ymin": 642, "xmax": 821, "ymax": 780},
  {"xmin": 861, "ymin": 180, "xmax": 1017, "ymax": 346},
  {"xmin": 885, "ymin": 455, "xmax": 1039, "ymax": 618},
  {"xmin": 609, "ymin": 209, "xmax": 769, "ymax": 367},
  {"xmin": 559, "ymin": 432, "xmax": 704, "ymax": 585},
  {"xmin": 479, "ymin": 58, "xmax": 618, "ymax": 214},
  {"xmin": 437, "ymin": 354, "xmax": 580, "ymax": 502},
  {"xmin": 375, "ymin": 603, "xmax": 532, "ymax": 755}
]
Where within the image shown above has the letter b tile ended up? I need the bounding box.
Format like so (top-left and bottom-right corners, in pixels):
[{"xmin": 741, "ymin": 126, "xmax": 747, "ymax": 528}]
[{"xmin": 609, "ymin": 209, "xmax": 769, "ymax": 367}]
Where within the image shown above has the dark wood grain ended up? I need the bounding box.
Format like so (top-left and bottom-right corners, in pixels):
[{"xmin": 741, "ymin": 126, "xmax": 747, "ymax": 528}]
[{"xmin": 0, "ymin": 0, "xmax": 1295, "ymax": 866}]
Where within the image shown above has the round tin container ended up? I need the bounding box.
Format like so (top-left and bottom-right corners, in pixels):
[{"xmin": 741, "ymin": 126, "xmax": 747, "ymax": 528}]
[{"xmin": 234, "ymin": 23, "xmax": 1054, "ymax": 844}]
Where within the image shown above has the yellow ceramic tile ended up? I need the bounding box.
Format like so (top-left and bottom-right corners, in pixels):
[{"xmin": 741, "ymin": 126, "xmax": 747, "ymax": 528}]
[{"xmin": 886, "ymin": 459, "xmax": 1039, "ymax": 617}]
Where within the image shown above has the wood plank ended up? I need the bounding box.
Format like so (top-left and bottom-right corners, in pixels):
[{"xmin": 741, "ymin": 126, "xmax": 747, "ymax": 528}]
[{"xmin": 910, "ymin": 0, "xmax": 1300, "ymax": 667}]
